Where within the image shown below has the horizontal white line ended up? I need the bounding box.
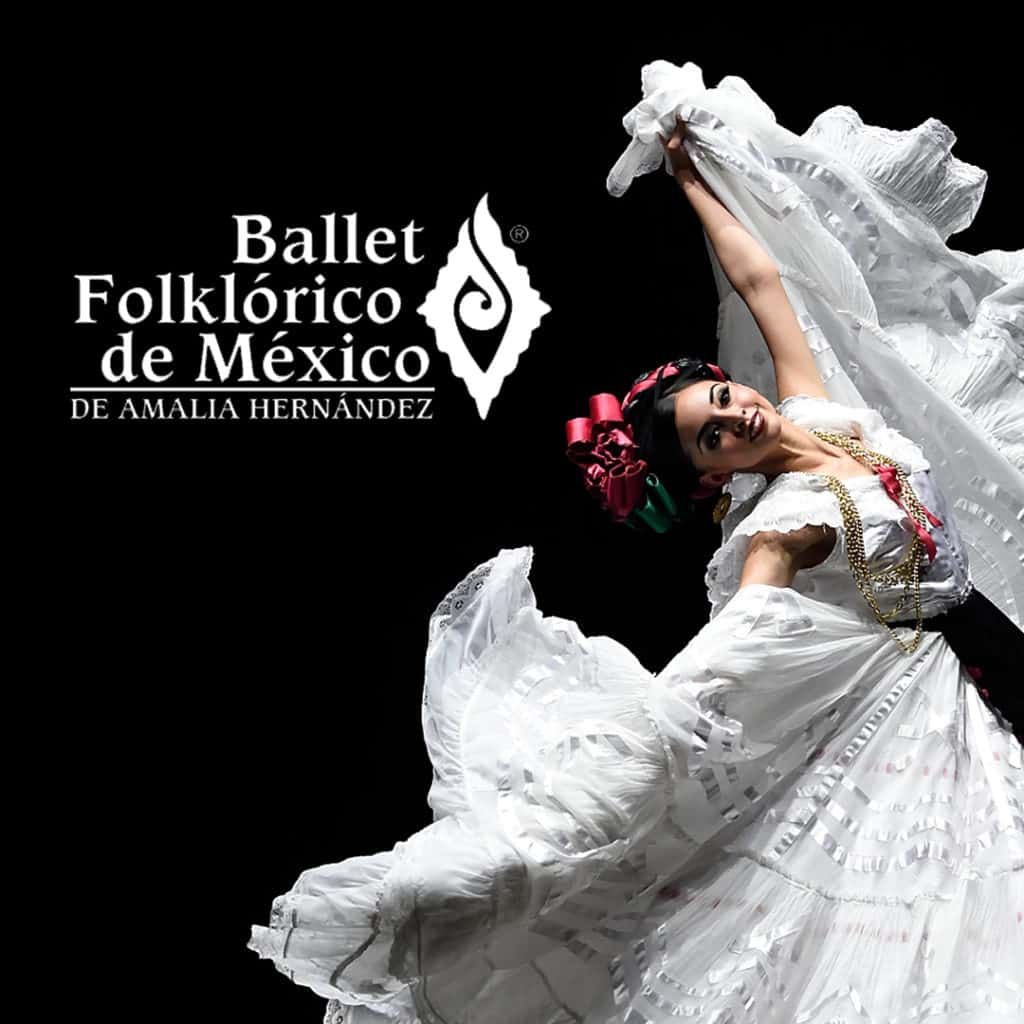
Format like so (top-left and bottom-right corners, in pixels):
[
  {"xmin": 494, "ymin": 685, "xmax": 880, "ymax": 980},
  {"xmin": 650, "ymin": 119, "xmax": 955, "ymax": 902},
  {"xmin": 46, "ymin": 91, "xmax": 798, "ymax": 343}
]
[{"xmin": 69, "ymin": 387, "xmax": 435, "ymax": 393}]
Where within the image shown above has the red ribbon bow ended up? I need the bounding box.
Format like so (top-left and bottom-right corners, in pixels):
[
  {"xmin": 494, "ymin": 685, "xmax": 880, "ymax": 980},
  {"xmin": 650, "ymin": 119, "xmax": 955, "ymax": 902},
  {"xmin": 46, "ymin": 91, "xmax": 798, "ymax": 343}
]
[
  {"xmin": 564, "ymin": 361, "xmax": 728, "ymax": 520},
  {"xmin": 565, "ymin": 393, "xmax": 647, "ymax": 521},
  {"xmin": 874, "ymin": 463, "xmax": 943, "ymax": 561}
]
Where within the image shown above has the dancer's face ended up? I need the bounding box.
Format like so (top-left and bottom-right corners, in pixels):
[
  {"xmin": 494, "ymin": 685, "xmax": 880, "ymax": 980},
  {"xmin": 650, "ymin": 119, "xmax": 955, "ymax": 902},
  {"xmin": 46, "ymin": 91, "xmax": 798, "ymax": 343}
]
[{"xmin": 673, "ymin": 379, "xmax": 780, "ymax": 486}]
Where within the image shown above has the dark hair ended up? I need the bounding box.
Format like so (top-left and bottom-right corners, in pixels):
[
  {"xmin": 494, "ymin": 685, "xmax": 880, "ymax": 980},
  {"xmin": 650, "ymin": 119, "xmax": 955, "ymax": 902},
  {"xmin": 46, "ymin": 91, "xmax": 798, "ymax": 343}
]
[
  {"xmin": 622, "ymin": 356, "xmax": 733, "ymax": 523},
  {"xmin": 564, "ymin": 355, "xmax": 733, "ymax": 533}
]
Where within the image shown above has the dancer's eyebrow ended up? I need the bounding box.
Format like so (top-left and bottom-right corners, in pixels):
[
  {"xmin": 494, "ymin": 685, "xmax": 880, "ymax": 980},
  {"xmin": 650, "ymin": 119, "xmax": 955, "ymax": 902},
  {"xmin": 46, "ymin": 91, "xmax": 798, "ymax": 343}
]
[{"xmin": 695, "ymin": 384, "xmax": 716, "ymax": 451}]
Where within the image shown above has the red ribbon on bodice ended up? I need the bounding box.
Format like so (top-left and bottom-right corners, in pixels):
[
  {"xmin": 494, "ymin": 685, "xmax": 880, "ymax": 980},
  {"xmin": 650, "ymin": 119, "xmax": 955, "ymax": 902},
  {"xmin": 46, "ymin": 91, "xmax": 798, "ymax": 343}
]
[{"xmin": 874, "ymin": 463, "xmax": 943, "ymax": 561}]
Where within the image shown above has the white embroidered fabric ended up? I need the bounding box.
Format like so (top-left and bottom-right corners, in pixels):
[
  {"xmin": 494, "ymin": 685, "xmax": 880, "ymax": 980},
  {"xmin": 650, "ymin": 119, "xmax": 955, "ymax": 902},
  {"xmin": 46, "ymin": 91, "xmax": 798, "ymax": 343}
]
[
  {"xmin": 248, "ymin": 60, "xmax": 1024, "ymax": 1023},
  {"xmin": 609, "ymin": 59, "xmax": 1023, "ymax": 628},
  {"xmin": 250, "ymin": 546, "xmax": 1022, "ymax": 1023},
  {"xmin": 707, "ymin": 394, "xmax": 974, "ymax": 623}
]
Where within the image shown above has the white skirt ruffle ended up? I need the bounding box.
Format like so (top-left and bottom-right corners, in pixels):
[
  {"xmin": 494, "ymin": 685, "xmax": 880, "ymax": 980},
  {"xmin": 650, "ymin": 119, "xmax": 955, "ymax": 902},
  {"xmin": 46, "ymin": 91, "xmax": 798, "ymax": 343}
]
[
  {"xmin": 250, "ymin": 63, "xmax": 1024, "ymax": 1023},
  {"xmin": 249, "ymin": 547, "xmax": 1023, "ymax": 1023}
]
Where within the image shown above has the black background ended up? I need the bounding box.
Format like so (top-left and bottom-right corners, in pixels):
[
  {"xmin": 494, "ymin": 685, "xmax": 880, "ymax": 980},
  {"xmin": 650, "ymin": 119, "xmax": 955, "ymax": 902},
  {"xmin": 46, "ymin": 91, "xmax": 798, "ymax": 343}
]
[{"xmin": 61, "ymin": 20, "xmax": 1019, "ymax": 1023}]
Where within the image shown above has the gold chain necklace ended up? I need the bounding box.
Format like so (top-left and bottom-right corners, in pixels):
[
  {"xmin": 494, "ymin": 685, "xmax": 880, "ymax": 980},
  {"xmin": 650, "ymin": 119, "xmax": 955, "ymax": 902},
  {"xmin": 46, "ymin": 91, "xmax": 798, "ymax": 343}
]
[{"xmin": 809, "ymin": 429, "xmax": 934, "ymax": 654}]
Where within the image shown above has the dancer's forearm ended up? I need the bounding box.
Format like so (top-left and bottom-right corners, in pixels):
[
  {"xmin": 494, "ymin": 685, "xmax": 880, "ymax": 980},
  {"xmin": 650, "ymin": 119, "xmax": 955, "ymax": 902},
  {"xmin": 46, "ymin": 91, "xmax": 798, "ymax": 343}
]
[
  {"xmin": 739, "ymin": 533, "xmax": 797, "ymax": 589},
  {"xmin": 739, "ymin": 525, "xmax": 837, "ymax": 591},
  {"xmin": 677, "ymin": 167, "xmax": 776, "ymax": 294}
]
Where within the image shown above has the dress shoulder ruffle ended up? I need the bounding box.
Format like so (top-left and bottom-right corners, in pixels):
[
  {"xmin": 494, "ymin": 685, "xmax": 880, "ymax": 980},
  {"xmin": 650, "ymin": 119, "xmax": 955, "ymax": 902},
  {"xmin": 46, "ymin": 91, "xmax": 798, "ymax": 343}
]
[
  {"xmin": 776, "ymin": 393, "xmax": 931, "ymax": 473},
  {"xmin": 706, "ymin": 395, "xmax": 930, "ymax": 618},
  {"xmin": 706, "ymin": 473, "xmax": 845, "ymax": 620}
]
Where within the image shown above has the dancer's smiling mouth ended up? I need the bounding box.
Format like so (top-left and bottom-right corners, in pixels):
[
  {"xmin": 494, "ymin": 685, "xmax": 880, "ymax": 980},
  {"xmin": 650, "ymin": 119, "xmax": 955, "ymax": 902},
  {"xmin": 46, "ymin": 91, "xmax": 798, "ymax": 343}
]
[{"xmin": 749, "ymin": 409, "xmax": 763, "ymax": 442}]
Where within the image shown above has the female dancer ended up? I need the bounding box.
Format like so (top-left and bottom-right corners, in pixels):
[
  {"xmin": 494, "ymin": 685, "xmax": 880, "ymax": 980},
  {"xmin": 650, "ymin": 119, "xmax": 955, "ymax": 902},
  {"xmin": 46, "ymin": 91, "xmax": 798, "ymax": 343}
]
[
  {"xmin": 589, "ymin": 111, "xmax": 1023, "ymax": 736},
  {"xmin": 249, "ymin": 62, "xmax": 1023, "ymax": 1022}
]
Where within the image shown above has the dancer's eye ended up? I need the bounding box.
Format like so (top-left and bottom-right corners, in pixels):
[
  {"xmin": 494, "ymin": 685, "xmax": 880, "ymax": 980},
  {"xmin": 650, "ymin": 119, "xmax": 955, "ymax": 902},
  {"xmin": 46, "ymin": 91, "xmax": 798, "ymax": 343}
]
[{"xmin": 705, "ymin": 386, "xmax": 729, "ymax": 449}]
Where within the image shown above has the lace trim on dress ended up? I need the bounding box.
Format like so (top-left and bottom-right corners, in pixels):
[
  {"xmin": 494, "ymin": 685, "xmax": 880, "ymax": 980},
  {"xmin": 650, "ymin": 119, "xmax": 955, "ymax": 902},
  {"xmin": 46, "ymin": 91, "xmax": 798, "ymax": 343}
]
[
  {"xmin": 705, "ymin": 475, "xmax": 846, "ymax": 618},
  {"xmin": 427, "ymin": 546, "xmax": 537, "ymax": 649},
  {"xmin": 428, "ymin": 556, "xmax": 499, "ymax": 643},
  {"xmin": 423, "ymin": 546, "xmax": 537, "ymax": 820},
  {"xmin": 777, "ymin": 394, "xmax": 931, "ymax": 474},
  {"xmin": 706, "ymin": 395, "xmax": 934, "ymax": 617},
  {"xmin": 323, "ymin": 1000, "xmax": 345, "ymax": 1023}
]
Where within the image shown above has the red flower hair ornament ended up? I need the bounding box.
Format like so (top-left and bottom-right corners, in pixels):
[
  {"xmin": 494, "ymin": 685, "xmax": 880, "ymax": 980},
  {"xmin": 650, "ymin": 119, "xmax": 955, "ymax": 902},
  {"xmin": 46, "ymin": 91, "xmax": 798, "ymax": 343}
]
[{"xmin": 565, "ymin": 360, "xmax": 728, "ymax": 533}]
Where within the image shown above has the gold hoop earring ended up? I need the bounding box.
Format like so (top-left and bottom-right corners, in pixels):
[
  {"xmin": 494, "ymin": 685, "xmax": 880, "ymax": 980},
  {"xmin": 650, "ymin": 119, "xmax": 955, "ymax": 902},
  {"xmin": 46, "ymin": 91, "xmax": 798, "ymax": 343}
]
[{"xmin": 712, "ymin": 491, "xmax": 732, "ymax": 524}]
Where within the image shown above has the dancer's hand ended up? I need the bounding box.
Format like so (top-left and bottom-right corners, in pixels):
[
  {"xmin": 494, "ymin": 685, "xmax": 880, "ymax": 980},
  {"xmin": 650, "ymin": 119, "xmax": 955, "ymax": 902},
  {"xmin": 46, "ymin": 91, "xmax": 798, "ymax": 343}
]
[{"xmin": 657, "ymin": 115, "xmax": 694, "ymax": 178}]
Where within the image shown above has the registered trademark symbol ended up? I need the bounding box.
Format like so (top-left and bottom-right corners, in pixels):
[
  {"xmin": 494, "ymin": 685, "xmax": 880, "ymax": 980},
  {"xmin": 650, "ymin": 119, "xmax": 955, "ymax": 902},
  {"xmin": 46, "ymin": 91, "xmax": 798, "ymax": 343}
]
[{"xmin": 509, "ymin": 225, "xmax": 529, "ymax": 243}]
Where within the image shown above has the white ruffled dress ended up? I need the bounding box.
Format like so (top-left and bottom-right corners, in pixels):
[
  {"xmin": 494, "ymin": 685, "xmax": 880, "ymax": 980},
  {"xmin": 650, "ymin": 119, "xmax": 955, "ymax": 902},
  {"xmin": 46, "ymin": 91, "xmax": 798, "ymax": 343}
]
[
  {"xmin": 706, "ymin": 394, "xmax": 973, "ymax": 624},
  {"xmin": 248, "ymin": 62, "xmax": 1024, "ymax": 1023}
]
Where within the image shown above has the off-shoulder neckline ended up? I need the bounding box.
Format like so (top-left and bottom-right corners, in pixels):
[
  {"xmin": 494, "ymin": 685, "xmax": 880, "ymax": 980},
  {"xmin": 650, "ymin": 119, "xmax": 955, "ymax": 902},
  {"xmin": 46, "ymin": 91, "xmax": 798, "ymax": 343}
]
[
  {"xmin": 766, "ymin": 468, "xmax": 880, "ymax": 490},
  {"xmin": 775, "ymin": 393, "xmax": 835, "ymax": 411},
  {"xmin": 813, "ymin": 469, "xmax": 877, "ymax": 485},
  {"xmin": 772, "ymin": 395, "xmax": 892, "ymax": 486},
  {"xmin": 725, "ymin": 465, "xmax": 879, "ymax": 513}
]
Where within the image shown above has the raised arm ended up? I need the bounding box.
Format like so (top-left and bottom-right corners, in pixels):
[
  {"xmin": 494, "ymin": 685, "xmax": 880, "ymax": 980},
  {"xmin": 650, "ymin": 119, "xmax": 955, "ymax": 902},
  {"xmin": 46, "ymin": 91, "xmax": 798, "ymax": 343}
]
[
  {"xmin": 740, "ymin": 273, "xmax": 828, "ymax": 401},
  {"xmin": 660, "ymin": 118, "xmax": 828, "ymax": 402},
  {"xmin": 659, "ymin": 118, "xmax": 774, "ymax": 296}
]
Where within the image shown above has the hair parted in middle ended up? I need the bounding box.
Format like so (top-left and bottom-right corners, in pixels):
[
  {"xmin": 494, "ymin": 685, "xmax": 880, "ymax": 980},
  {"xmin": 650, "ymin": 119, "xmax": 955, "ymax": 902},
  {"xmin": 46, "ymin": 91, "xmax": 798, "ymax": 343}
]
[{"xmin": 565, "ymin": 356, "xmax": 733, "ymax": 534}]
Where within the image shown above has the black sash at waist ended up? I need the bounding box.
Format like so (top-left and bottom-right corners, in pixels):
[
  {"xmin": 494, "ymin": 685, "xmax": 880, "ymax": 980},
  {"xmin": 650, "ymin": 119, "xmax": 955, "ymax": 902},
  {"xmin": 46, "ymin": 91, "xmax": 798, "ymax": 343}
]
[{"xmin": 893, "ymin": 588, "xmax": 1023, "ymax": 742}]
